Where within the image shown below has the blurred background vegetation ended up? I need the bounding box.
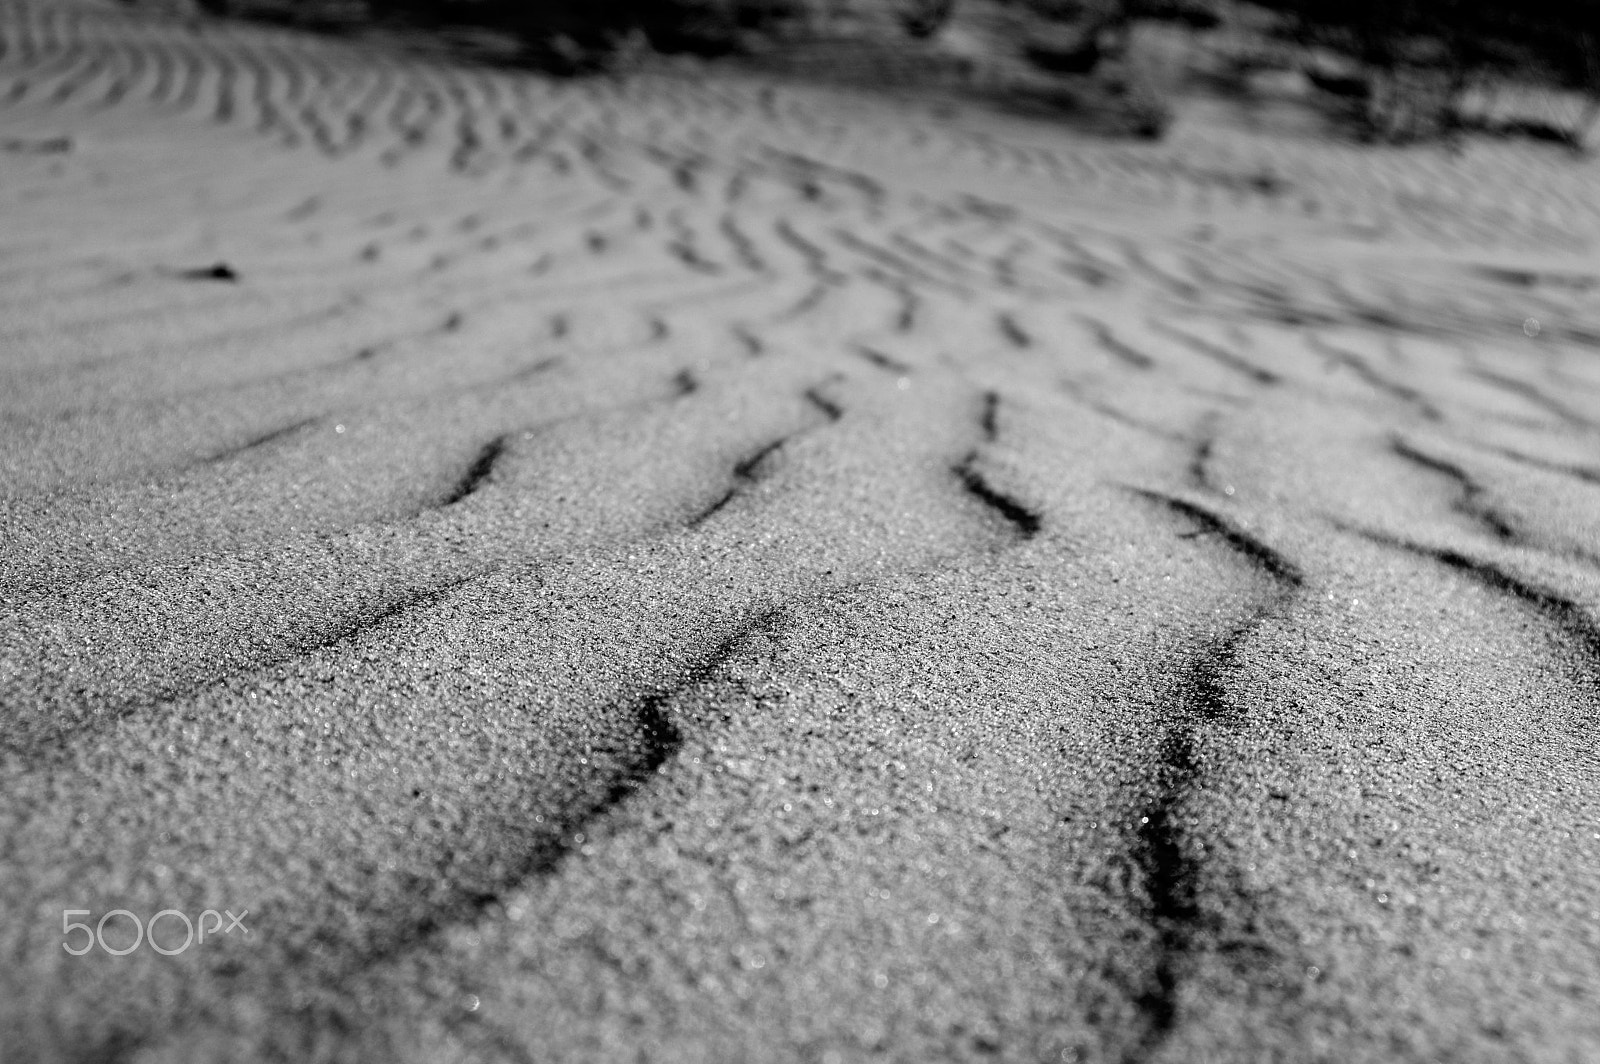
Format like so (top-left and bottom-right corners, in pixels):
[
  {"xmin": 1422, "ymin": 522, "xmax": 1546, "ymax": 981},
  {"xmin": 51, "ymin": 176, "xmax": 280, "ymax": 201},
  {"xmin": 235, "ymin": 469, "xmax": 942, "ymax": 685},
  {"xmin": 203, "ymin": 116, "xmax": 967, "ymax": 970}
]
[
  {"xmin": 1258, "ymin": 0, "xmax": 1600, "ymax": 144},
  {"xmin": 157, "ymin": 0, "xmax": 1600, "ymax": 147}
]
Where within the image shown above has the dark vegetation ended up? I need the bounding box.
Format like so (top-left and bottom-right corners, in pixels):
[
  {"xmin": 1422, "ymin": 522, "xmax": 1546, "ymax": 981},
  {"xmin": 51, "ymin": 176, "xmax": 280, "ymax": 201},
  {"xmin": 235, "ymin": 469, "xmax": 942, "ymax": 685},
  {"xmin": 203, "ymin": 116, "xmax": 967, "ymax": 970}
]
[
  {"xmin": 191, "ymin": 1, "xmax": 955, "ymax": 68},
  {"xmin": 173, "ymin": 1, "xmax": 1600, "ymax": 147},
  {"xmin": 1258, "ymin": 0, "xmax": 1600, "ymax": 146}
]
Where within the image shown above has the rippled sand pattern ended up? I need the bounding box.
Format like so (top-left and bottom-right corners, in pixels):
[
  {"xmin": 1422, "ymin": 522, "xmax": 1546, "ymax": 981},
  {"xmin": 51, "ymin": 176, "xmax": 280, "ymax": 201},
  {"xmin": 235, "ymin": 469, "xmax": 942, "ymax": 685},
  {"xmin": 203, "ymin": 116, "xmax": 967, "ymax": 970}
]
[{"xmin": 3, "ymin": 2, "xmax": 1600, "ymax": 1062}]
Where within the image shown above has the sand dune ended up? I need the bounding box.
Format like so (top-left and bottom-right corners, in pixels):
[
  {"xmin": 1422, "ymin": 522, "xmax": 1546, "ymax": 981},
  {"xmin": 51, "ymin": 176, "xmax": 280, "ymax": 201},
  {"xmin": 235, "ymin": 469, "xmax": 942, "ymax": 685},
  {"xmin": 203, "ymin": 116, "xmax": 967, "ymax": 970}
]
[{"xmin": 2, "ymin": 1, "xmax": 1599, "ymax": 1061}]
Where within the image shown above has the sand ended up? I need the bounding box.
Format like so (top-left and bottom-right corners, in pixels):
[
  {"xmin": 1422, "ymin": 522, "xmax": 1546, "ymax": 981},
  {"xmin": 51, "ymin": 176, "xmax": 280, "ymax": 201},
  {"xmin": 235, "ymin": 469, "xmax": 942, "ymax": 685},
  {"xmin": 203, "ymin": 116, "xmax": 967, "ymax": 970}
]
[{"xmin": 2, "ymin": 1, "xmax": 1599, "ymax": 1061}]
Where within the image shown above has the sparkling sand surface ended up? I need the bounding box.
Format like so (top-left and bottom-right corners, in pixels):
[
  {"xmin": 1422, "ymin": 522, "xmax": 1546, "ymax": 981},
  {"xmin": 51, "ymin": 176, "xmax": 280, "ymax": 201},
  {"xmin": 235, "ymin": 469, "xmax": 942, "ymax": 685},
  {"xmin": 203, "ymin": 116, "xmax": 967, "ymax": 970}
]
[{"xmin": 2, "ymin": 2, "xmax": 1600, "ymax": 1061}]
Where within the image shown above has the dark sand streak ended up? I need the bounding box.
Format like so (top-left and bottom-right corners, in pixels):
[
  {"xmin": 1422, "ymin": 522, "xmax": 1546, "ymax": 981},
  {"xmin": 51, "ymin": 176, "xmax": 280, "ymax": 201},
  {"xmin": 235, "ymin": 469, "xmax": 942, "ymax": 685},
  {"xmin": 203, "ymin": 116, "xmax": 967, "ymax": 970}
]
[{"xmin": 1124, "ymin": 489, "xmax": 1303, "ymax": 1058}]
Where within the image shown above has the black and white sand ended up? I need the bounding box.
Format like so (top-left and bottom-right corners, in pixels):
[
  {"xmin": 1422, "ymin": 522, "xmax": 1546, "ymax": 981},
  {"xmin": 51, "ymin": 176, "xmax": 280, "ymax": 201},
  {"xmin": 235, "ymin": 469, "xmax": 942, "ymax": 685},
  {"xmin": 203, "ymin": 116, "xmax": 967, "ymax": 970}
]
[{"xmin": 2, "ymin": 2, "xmax": 1599, "ymax": 1061}]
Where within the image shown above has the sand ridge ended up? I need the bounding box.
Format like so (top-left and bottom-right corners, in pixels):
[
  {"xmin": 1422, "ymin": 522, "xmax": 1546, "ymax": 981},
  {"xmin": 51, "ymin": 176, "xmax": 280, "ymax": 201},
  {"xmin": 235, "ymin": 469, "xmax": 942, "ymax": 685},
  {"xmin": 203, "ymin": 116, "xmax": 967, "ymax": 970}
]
[{"xmin": 1, "ymin": 1, "xmax": 1599, "ymax": 1061}]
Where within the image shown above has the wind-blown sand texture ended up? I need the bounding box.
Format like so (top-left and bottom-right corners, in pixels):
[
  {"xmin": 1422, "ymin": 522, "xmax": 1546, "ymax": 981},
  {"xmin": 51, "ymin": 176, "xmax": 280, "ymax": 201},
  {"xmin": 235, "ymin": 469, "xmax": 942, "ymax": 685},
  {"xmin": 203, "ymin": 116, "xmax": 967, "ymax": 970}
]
[{"xmin": 3, "ymin": 2, "xmax": 1600, "ymax": 1062}]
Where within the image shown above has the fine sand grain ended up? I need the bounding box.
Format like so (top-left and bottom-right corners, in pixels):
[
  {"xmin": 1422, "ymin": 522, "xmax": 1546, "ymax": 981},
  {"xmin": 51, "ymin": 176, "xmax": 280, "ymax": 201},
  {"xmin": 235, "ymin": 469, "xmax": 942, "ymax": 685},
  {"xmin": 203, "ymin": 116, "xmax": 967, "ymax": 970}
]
[{"xmin": 2, "ymin": 2, "xmax": 1599, "ymax": 1062}]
